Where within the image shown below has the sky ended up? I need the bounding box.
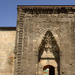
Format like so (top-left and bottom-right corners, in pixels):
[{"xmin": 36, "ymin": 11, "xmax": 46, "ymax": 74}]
[{"xmin": 0, "ymin": 0, "xmax": 75, "ymax": 27}]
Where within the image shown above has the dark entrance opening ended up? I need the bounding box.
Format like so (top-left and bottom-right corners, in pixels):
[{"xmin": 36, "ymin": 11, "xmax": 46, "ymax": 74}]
[
  {"xmin": 49, "ymin": 65, "xmax": 55, "ymax": 75},
  {"xmin": 43, "ymin": 65, "xmax": 55, "ymax": 75}
]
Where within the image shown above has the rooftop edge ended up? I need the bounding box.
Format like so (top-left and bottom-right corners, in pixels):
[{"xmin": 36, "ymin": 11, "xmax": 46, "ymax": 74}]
[
  {"xmin": 17, "ymin": 5, "xmax": 75, "ymax": 9},
  {"xmin": 0, "ymin": 27, "xmax": 16, "ymax": 30}
]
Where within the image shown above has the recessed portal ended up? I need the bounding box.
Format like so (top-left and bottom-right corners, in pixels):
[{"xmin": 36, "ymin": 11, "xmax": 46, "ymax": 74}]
[{"xmin": 43, "ymin": 65, "xmax": 55, "ymax": 75}]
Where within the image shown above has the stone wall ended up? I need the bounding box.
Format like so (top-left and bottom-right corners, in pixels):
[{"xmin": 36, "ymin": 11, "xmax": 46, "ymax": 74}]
[
  {"xmin": 0, "ymin": 29, "xmax": 16, "ymax": 75},
  {"xmin": 25, "ymin": 13, "xmax": 75, "ymax": 75},
  {"xmin": 15, "ymin": 6, "xmax": 75, "ymax": 75}
]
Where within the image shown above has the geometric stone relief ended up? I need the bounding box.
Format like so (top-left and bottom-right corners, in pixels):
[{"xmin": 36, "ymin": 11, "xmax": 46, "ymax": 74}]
[
  {"xmin": 37, "ymin": 28, "xmax": 60, "ymax": 48},
  {"xmin": 38, "ymin": 30, "xmax": 60, "ymax": 60}
]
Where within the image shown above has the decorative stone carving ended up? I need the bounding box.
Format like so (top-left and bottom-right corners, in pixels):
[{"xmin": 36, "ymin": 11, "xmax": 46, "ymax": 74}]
[
  {"xmin": 39, "ymin": 31, "xmax": 56, "ymax": 52},
  {"xmin": 44, "ymin": 33, "xmax": 52, "ymax": 52}
]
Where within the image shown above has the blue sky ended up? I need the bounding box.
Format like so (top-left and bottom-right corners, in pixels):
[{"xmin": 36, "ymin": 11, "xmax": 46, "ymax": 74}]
[{"xmin": 0, "ymin": 0, "xmax": 75, "ymax": 27}]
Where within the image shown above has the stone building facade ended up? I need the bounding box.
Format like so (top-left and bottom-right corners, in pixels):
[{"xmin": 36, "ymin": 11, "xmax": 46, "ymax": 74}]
[
  {"xmin": 0, "ymin": 5, "xmax": 75, "ymax": 75},
  {"xmin": 14, "ymin": 6, "xmax": 75, "ymax": 75}
]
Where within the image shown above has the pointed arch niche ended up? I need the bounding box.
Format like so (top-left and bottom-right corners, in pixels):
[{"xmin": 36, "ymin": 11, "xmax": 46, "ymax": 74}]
[{"xmin": 38, "ymin": 30, "xmax": 60, "ymax": 75}]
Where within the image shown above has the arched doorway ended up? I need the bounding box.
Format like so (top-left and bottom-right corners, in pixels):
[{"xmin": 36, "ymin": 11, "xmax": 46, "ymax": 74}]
[
  {"xmin": 43, "ymin": 65, "xmax": 55, "ymax": 75},
  {"xmin": 38, "ymin": 30, "xmax": 60, "ymax": 75}
]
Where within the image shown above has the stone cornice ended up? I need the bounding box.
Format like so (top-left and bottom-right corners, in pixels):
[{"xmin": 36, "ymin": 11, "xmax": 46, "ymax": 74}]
[
  {"xmin": 17, "ymin": 5, "xmax": 75, "ymax": 9},
  {"xmin": 17, "ymin": 5, "xmax": 75, "ymax": 14}
]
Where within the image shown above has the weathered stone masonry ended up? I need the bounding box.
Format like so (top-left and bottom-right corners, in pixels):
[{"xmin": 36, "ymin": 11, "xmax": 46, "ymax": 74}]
[
  {"xmin": 0, "ymin": 27, "xmax": 16, "ymax": 75},
  {"xmin": 14, "ymin": 6, "xmax": 75, "ymax": 75},
  {"xmin": 0, "ymin": 6, "xmax": 75, "ymax": 75}
]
